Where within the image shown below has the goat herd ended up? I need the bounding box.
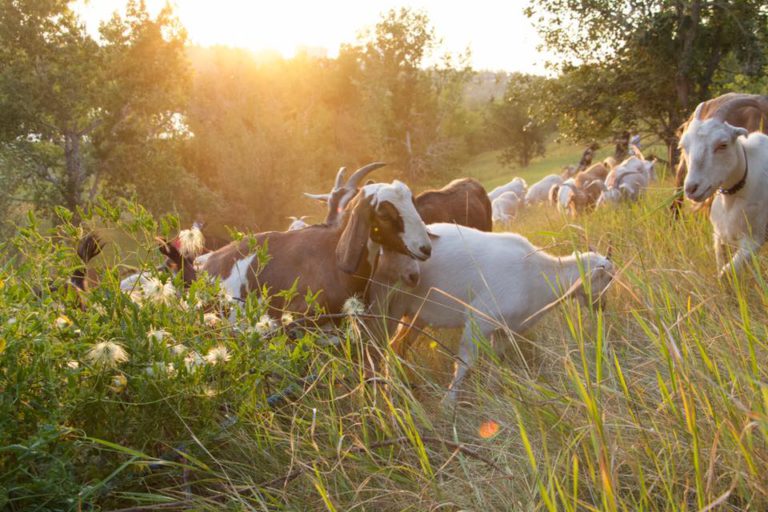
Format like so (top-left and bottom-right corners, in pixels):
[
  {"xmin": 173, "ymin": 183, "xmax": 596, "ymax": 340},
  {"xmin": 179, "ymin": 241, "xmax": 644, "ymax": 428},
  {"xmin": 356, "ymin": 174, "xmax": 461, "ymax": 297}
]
[{"xmin": 68, "ymin": 93, "xmax": 768, "ymax": 403}]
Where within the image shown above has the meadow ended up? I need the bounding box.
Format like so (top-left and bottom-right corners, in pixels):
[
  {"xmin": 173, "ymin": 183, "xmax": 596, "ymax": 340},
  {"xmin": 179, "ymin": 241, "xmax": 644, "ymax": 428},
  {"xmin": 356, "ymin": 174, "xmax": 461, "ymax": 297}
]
[{"xmin": 2, "ymin": 149, "xmax": 768, "ymax": 512}]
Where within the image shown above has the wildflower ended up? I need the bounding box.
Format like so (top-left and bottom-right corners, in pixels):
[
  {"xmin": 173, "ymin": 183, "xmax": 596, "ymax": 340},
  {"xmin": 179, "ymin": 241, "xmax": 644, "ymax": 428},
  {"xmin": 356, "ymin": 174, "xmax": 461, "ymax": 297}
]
[
  {"xmin": 177, "ymin": 226, "xmax": 205, "ymax": 258},
  {"xmin": 92, "ymin": 303, "xmax": 107, "ymax": 316},
  {"xmin": 66, "ymin": 360, "xmax": 80, "ymax": 370},
  {"xmin": 479, "ymin": 420, "xmax": 501, "ymax": 439},
  {"xmin": 7, "ymin": 317, "xmax": 17, "ymax": 325},
  {"xmin": 54, "ymin": 315, "xmax": 72, "ymax": 329},
  {"xmin": 254, "ymin": 314, "xmax": 277, "ymax": 335},
  {"xmin": 141, "ymin": 278, "xmax": 176, "ymax": 305},
  {"xmin": 281, "ymin": 312, "xmax": 294, "ymax": 326},
  {"xmin": 170, "ymin": 343, "xmax": 188, "ymax": 356},
  {"xmin": 203, "ymin": 312, "xmax": 220, "ymax": 326},
  {"xmin": 144, "ymin": 362, "xmax": 177, "ymax": 377},
  {"xmin": 184, "ymin": 351, "xmax": 204, "ymax": 371},
  {"xmin": 86, "ymin": 340, "xmax": 129, "ymax": 368},
  {"xmin": 342, "ymin": 296, "xmax": 365, "ymax": 316},
  {"xmin": 110, "ymin": 374, "xmax": 128, "ymax": 393},
  {"xmin": 147, "ymin": 328, "xmax": 171, "ymax": 344},
  {"xmin": 202, "ymin": 386, "xmax": 217, "ymax": 398},
  {"xmin": 204, "ymin": 345, "xmax": 231, "ymax": 365}
]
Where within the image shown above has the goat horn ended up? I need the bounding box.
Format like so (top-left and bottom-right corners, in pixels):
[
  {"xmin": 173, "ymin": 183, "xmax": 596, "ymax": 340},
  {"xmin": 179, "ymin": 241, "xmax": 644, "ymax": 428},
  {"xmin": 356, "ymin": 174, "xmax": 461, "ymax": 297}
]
[
  {"xmin": 630, "ymin": 144, "xmax": 644, "ymax": 160},
  {"xmin": 711, "ymin": 95, "xmax": 764, "ymax": 122},
  {"xmin": 304, "ymin": 192, "xmax": 331, "ymax": 202},
  {"xmin": 346, "ymin": 162, "xmax": 386, "ymax": 189},
  {"xmin": 332, "ymin": 167, "xmax": 347, "ymax": 190}
]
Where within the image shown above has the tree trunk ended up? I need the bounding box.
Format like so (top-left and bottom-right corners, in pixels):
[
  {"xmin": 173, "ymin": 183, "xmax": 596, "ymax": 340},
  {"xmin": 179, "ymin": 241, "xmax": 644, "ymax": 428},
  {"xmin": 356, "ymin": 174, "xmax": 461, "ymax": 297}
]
[{"xmin": 64, "ymin": 132, "xmax": 84, "ymax": 222}]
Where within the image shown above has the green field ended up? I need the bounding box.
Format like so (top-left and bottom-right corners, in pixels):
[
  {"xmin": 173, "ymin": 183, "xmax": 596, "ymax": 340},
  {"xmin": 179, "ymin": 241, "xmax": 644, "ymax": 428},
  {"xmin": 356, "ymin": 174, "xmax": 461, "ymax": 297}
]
[{"xmin": 3, "ymin": 147, "xmax": 768, "ymax": 511}]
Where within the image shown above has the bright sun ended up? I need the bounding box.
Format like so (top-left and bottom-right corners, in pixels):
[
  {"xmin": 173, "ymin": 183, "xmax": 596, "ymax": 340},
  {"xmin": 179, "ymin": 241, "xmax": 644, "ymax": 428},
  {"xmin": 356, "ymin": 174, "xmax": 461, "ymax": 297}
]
[{"xmin": 75, "ymin": 0, "xmax": 552, "ymax": 73}]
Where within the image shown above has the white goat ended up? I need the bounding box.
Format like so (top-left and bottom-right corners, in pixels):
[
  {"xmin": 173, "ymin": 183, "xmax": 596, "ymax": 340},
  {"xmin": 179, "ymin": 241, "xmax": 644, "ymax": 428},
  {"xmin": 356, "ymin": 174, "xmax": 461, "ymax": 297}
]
[
  {"xmin": 371, "ymin": 223, "xmax": 614, "ymax": 403},
  {"xmin": 525, "ymin": 174, "xmax": 563, "ymax": 205},
  {"xmin": 491, "ymin": 191, "xmax": 522, "ymax": 229},
  {"xmin": 287, "ymin": 216, "xmax": 310, "ymax": 231},
  {"xmin": 596, "ymin": 156, "xmax": 654, "ymax": 207},
  {"xmin": 681, "ymin": 97, "xmax": 768, "ymax": 278},
  {"xmin": 488, "ymin": 177, "xmax": 527, "ymax": 202}
]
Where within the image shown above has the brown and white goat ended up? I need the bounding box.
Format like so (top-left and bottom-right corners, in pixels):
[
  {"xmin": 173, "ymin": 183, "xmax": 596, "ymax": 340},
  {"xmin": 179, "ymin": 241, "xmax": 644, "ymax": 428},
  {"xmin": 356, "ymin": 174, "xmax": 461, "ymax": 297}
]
[
  {"xmin": 201, "ymin": 181, "xmax": 432, "ymax": 313},
  {"xmin": 672, "ymin": 93, "xmax": 768, "ymax": 214},
  {"xmin": 304, "ymin": 163, "xmax": 387, "ymax": 225},
  {"xmin": 549, "ymin": 161, "xmax": 610, "ymax": 216}
]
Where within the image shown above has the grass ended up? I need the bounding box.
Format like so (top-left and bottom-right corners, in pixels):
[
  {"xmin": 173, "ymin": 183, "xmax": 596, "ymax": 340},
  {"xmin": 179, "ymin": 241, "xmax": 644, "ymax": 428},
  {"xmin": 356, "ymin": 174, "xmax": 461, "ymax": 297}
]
[{"xmin": 2, "ymin": 154, "xmax": 768, "ymax": 511}]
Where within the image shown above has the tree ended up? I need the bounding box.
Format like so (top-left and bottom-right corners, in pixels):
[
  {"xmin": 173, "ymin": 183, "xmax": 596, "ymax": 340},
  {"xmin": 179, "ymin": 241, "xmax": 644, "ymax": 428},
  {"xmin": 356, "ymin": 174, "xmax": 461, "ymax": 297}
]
[
  {"xmin": 486, "ymin": 74, "xmax": 550, "ymax": 168},
  {"xmin": 527, "ymin": 0, "xmax": 768, "ymax": 166},
  {"xmin": 351, "ymin": 8, "xmax": 472, "ymax": 181},
  {"xmin": 0, "ymin": 0, "xmax": 191, "ymax": 220}
]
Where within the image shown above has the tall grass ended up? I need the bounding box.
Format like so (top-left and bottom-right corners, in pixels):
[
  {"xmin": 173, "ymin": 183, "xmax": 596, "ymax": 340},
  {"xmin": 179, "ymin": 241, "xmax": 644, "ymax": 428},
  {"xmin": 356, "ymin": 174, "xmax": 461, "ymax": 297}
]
[{"xmin": 2, "ymin": 182, "xmax": 768, "ymax": 511}]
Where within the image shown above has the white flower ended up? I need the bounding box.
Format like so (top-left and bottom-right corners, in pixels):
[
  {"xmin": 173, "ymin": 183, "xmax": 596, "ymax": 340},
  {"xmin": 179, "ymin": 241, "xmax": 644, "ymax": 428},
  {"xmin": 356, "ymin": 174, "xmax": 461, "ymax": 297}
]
[
  {"xmin": 204, "ymin": 345, "xmax": 231, "ymax": 365},
  {"xmin": 92, "ymin": 303, "xmax": 107, "ymax": 316},
  {"xmin": 203, "ymin": 312, "xmax": 220, "ymax": 326},
  {"xmin": 177, "ymin": 226, "xmax": 205, "ymax": 258},
  {"xmin": 184, "ymin": 351, "xmax": 204, "ymax": 371},
  {"xmin": 141, "ymin": 278, "xmax": 176, "ymax": 305},
  {"xmin": 254, "ymin": 314, "xmax": 277, "ymax": 335},
  {"xmin": 54, "ymin": 315, "xmax": 72, "ymax": 329},
  {"xmin": 281, "ymin": 312, "xmax": 294, "ymax": 326},
  {"xmin": 147, "ymin": 328, "xmax": 171, "ymax": 344},
  {"xmin": 86, "ymin": 340, "xmax": 129, "ymax": 368},
  {"xmin": 66, "ymin": 360, "xmax": 80, "ymax": 370},
  {"xmin": 170, "ymin": 343, "xmax": 188, "ymax": 356},
  {"xmin": 342, "ymin": 296, "xmax": 365, "ymax": 316},
  {"xmin": 7, "ymin": 317, "xmax": 17, "ymax": 325},
  {"xmin": 144, "ymin": 362, "xmax": 177, "ymax": 377}
]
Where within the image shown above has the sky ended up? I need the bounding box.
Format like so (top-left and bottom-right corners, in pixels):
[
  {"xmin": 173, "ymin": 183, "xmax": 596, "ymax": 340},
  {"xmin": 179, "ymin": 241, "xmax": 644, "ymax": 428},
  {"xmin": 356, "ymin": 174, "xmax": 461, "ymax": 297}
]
[{"xmin": 73, "ymin": 0, "xmax": 553, "ymax": 73}]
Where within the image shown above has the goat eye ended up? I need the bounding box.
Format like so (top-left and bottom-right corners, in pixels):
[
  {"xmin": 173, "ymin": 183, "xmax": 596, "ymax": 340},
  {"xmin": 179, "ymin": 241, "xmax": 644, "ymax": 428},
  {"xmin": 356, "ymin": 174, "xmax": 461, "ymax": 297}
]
[{"xmin": 715, "ymin": 143, "xmax": 727, "ymax": 152}]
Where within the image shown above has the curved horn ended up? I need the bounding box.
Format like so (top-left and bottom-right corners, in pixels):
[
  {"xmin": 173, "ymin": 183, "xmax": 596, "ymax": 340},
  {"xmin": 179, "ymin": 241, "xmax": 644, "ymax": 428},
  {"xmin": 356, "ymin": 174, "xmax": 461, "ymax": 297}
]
[
  {"xmin": 304, "ymin": 192, "xmax": 331, "ymax": 203},
  {"xmin": 711, "ymin": 96, "xmax": 763, "ymax": 122},
  {"xmin": 333, "ymin": 167, "xmax": 347, "ymax": 190},
  {"xmin": 345, "ymin": 162, "xmax": 386, "ymax": 189},
  {"xmin": 630, "ymin": 144, "xmax": 644, "ymax": 160}
]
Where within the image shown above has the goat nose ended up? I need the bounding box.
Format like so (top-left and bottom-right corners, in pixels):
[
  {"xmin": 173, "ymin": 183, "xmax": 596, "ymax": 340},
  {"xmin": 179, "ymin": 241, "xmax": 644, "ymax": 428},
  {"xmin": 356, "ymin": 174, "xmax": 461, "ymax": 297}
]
[
  {"xmin": 685, "ymin": 182, "xmax": 699, "ymax": 197},
  {"xmin": 419, "ymin": 245, "xmax": 431, "ymax": 258}
]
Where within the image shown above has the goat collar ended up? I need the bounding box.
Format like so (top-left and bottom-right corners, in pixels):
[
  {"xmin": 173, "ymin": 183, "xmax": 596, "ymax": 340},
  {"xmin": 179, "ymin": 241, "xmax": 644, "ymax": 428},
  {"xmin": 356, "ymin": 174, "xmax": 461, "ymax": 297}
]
[{"xmin": 719, "ymin": 145, "xmax": 748, "ymax": 196}]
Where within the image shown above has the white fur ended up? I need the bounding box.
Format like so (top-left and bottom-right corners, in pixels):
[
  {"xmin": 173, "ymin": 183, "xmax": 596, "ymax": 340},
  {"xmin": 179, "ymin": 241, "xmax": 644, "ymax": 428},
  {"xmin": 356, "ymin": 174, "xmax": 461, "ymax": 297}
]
[
  {"xmin": 555, "ymin": 178, "xmax": 577, "ymax": 212},
  {"xmin": 525, "ymin": 174, "xmax": 563, "ymax": 205},
  {"xmin": 491, "ymin": 191, "xmax": 522, "ymax": 228},
  {"xmin": 596, "ymin": 156, "xmax": 653, "ymax": 207},
  {"xmin": 680, "ymin": 108, "xmax": 768, "ymax": 277},
  {"xmin": 488, "ymin": 177, "xmax": 527, "ymax": 201},
  {"xmin": 287, "ymin": 216, "xmax": 310, "ymax": 231},
  {"xmin": 372, "ymin": 223, "xmax": 614, "ymax": 402},
  {"xmin": 220, "ymin": 253, "xmax": 257, "ymax": 300}
]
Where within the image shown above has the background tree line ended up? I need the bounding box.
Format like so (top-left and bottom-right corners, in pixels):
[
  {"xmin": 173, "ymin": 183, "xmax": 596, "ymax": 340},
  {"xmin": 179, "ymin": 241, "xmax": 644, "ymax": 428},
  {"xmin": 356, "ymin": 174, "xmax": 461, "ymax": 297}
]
[{"xmin": 1, "ymin": 0, "xmax": 766, "ymax": 237}]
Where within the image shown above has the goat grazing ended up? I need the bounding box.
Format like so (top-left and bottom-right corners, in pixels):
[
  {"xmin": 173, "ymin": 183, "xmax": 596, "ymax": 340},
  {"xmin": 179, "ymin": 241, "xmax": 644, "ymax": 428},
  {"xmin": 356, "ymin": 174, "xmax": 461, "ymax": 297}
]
[
  {"xmin": 371, "ymin": 223, "xmax": 614, "ymax": 403},
  {"xmin": 525, "ymin": 174, "xmax": 563, "ymax": 205},
  {"xmin": 596, "ymin": 155, "xmax": 655, "ymax": 207},
  {"xmin": 201, "ymin": 181, "xmax": 432, "ymax": 313},
  {"xmin": 549, "ymin": 161, "xmax": 610, "ymax": 215},
  {"xmin": 488, "ymin": 177, "xmax": 527, "ymax": 201},
  {"xmin": 673, "ymin": 93, "xmax": 768, "ymax": 214},
  {"xmin": 491, "ymin": 191, "xmax": 522, "ymax": 229},
  {"xmin": 680, "ymin": 96, "xmax": 768, "ymax": 278}
]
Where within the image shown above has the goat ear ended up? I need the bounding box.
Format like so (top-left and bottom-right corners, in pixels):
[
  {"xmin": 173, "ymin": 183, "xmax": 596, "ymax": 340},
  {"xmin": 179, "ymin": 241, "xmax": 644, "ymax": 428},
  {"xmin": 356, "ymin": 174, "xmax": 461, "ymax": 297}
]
[
  {"xmin": 725, "ymin": 123, "xmax": 748, "ymax": 140},
  {"xmin": 336, "ymin": 193, "xmax": 373, "ymax": 274}
]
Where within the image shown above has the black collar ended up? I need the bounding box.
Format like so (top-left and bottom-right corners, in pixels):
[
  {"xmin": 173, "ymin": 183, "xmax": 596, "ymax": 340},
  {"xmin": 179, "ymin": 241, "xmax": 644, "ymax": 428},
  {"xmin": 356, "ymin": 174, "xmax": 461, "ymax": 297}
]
[{"xmin": 719, "ymin": 145, "xmax": 748, "ymax": 196}]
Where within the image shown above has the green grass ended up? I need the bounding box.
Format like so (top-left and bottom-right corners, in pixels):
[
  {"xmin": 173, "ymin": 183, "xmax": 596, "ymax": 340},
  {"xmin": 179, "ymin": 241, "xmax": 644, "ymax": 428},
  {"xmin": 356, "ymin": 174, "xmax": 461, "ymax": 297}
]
[{"xmin": 2, "ymin": 164, "xmax": 768, "ymax": 510}]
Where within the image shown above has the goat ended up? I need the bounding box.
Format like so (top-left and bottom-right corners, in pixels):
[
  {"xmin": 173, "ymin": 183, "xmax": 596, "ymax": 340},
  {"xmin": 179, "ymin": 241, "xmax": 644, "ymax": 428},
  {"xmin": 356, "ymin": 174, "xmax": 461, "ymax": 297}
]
[
  {"xmin": 371, "ymin": 223, "xmax": 614, "ymax": 403},
  {"xmin": 680, "ymin": 96, "xmax": 768, "ymax": 278},
  {"xmin": 525, "ymin": 174, "xmax": 563, "ymax": 205},
  {"xmin": 413, "ymin": 178, "xmax": 492, "ymax": 231},
  {"xmin": 310, "ymin": 166, "xmax": 492, "ymax": 232},
  {"xmin": 304, "ymin": 163, "xmax": 387, "ymax": 225},
  {"xmin": 673, "ymin": 93, "xmax": 768, "ymax": 214},
  {"xmin": 549, "ymin": 161, "xmax": 611, "ymax": 215},
  {"xmin": 596, "ymin": 155, "xmax": 655, "ymax": 207},
  {"xmin": 287, "ymin": 216, "xmax": 310, "ymax": 231},
  {"xmin": 560, "ymin": 165, "xmax": 578, "ymax": 179},
  {"xmin": 491, "ymin": 191, "xmax": 522, "ymax": 229},
  {"xmin": 488, "ymin": 177, "xmax": 527, "ymax": 201},
  {"xmin": 200, "ymin": 181, "xmax": 432, "ymax": 313}
]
